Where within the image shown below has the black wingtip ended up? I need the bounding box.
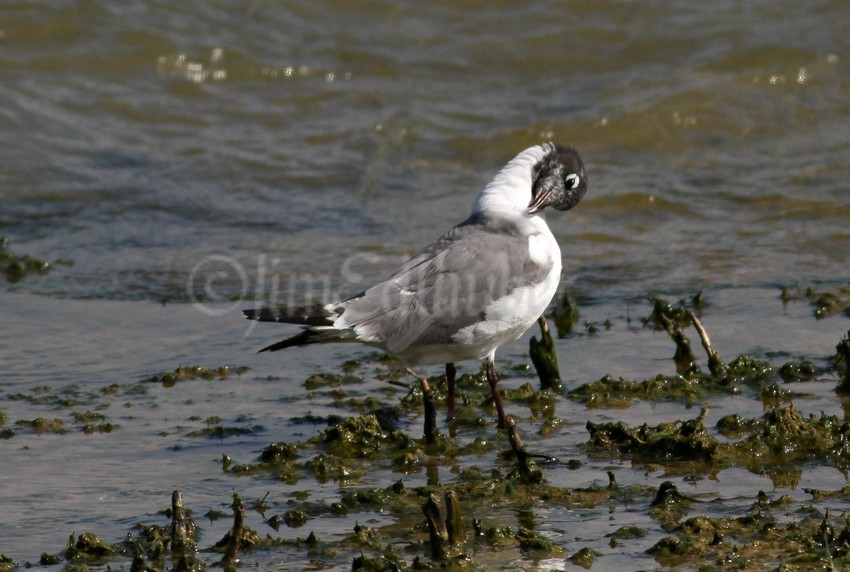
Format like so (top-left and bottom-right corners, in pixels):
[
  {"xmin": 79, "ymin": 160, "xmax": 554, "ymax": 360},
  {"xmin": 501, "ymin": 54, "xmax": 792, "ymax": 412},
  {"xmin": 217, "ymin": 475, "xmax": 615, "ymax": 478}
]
[
  {"xmin": 242, "ymin": 304, "xmax": 335, "ymax": 326},
  {"xmin": 243, "ymin": 307, "xmax": 276, "ymax": 321},
  {"xmin": 255, "ymin": 329, "xmax": 319, "ymax": 353}
]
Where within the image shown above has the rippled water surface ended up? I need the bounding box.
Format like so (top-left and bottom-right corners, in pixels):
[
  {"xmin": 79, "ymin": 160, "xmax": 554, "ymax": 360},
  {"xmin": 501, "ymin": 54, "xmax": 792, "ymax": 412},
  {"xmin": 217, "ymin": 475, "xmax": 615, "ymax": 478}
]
[{"xmin": 2, "ymin": 1, "xmax": 849, "ymax": 569}]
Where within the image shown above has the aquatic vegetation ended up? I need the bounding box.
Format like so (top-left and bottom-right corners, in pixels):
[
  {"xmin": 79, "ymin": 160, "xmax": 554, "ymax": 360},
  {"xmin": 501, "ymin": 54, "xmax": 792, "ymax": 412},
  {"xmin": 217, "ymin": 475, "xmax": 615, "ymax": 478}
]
[
  {"xmin": 528, "ymin": 316, "xmax": 562, "ymax": 391},
  {"xmin": 551, "ymin": 291, "xmax": 580, "ymax": 337},
  {"xmin": 14, "ymin": 417, "xmax": 66, "ymax": 434},
  {"xmin": 570, "ymin": 294, "xmax": 831, "ymax": 411},
  {"xmin": 0, "ymin": 237, "xmax": 52, "ymax": 284},
  {"xmin": 569, "ymin": 546, "xmax": 601, "ymax": 568},
  {"xmin": 11, "ymin": 387, "xmax": 850, "ymax": 570},
  {"xmin": 779, "ymin": 359, "xmax": 820, "ymax": 382},
  {"xmin": 0, "ymin": 412, "xmax": 10, "ymax": 440},
  {"xmin": 72, "ymin": 410, "xmax": 120, "ymax": 434},
  {"xmin": 782, "ymin": 285, "xmax": 850, "ymax": 320},
  {"xmin": 64, "ymin": 532, "xmax": 113, "ymax": 563},
  {"xmin": 7, "ymin": 293, "xmax": 850, "ymax": 569},
  {"xmin": 187, "ymin": 421, "xmax": 263, "ymax": 439},
  {"xmin": 586, "ymin": 413, "xmax": 722, "ymax": 465},
  {"xmin": 835, "ymin": 331, "xmax": 850, "ymax": 393},
  {"xmin": 146, "ymin": 364, "xmax": 249, "ymax": 386},
  {"xmin": 570, "ymin": 373, "xmax": 736, "ymax": 408},
  {"xmin": 587, "ymin": 403, "xmax": 850, "ymax": 474},
  {"xmin": 648, "ymin": 501, "xmax": 850, "ymax": 569}
]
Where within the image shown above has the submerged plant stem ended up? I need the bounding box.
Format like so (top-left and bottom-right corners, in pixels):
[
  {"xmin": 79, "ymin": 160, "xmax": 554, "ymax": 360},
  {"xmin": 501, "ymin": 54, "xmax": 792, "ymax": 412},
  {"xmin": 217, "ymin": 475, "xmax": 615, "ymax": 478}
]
[
  {"xmin": 688, "ymin": 310, "xmax": 728, "ymax": 376},
  {"xmin": 529, "ymin": 315, "xmax": 563, "ymax": 391}
]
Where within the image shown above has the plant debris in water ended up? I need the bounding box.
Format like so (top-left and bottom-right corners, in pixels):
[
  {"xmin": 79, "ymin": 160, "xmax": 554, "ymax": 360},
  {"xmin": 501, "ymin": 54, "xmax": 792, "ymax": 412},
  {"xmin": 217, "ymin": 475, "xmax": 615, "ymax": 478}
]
[
  {"xmin": 782, "ymin": 285, "xmax": 850, "ymax": 320},
  {"xmin": 146, "ymin": 364, "xmax": 249, "ymax": 386},
  {"xmin": 0, "ymin": 236, "xmax": 53, "ymax": 283},
  {"xmin": 6, "ymin": 291, "xmax": 850, "ymax": 569}
]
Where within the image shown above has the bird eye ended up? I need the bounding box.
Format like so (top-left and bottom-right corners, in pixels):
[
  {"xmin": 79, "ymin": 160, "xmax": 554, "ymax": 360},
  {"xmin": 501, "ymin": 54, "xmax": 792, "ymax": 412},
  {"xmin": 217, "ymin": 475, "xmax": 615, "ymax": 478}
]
[{"xmin": 565, "ymin": 174, "xmax": 580, "ymax": 190}]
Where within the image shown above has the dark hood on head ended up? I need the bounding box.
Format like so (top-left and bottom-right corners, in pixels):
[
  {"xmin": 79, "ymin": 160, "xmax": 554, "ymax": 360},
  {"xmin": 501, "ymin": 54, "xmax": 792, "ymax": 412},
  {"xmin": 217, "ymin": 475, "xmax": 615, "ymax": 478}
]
[{"xmin": 527, "ymin": 144, "xmax": 588, "ymax": 214}]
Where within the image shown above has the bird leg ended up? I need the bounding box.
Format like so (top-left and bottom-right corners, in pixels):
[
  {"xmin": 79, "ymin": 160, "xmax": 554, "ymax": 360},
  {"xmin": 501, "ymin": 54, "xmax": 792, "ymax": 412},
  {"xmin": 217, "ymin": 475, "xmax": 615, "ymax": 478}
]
[
  {"xmin": 486, "ymin": 359, "xmax": 507, "ymax": 429},
  {"xmin": 445, "ymin": 362, "xmax": 457, "ymax": 421}
]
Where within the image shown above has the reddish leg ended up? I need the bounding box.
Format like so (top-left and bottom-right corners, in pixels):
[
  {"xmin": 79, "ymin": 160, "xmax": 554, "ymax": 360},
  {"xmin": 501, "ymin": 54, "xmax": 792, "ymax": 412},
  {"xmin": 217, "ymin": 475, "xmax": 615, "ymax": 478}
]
[{"xmin": 445, "ymin": 362, "xmax": 457, "ymax": 421}]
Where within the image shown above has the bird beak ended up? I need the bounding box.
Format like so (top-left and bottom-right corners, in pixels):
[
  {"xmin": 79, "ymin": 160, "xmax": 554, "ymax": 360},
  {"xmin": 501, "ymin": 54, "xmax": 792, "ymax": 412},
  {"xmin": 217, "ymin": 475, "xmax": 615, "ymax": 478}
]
[{"xmin": 527, "ymin": 185, "xmax": 554, "ymax": 214}]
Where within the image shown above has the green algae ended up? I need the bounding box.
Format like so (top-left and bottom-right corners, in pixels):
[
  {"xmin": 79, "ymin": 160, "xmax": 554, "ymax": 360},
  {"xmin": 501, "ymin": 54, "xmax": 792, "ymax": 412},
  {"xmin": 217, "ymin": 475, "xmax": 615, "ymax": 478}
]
[
  {"xmin": 283, "ymin": 508, "xmax": 307, "ymax": 528},
  {"xmin": 210, "ymin": 401, "xmax": 664, "ymax": 566},
  {"xmin": 551, "ymin": 292, "xmax": 581, "ymax": 337},
  {"xmin": 587, "ymin": 414, "xmax": 722, "ymax": 465},
  {"xmin": 778, "ymin": 359, "xmax": 821, "ymax": 382},
  {"xmin": 64, "ymin": 532, "xmax": 113, "ymax": 563},
  {"xmin": 72, "ymin": 411, "xmax": 120, "ymax": 434},
  {"xmin": 0, "ymin": 236, "xmax": 53, "ymax": 283},
  {"xmin": 16, "ymin": 434, "xmax": 850, "ymax": 571},
  {"xmin": 14, "ymin": 417, "xmax": 66, "ymax": 434},
  {"xmin": 9, "ymin": 294, "xmax": 850, "ymax": 570},
  {"xmin": 6, "ymin": 383, "xmax": 93, "ymax": 408},
  {"xmin": 782, "ymin": 285, "xmax": 850, "ymax": 328},
  {"xmin": 321, "ymin": 413, "xmax": 413, "ymax": 458},
  {"xmin": 570, "ymin": 373, "xmax": 736, "ymax": 408},
  {"xmin": 836, "ymin": 331, "xmax": 850, "ymax": 393},
  {"xmin": 187, "ymin": 424, "xmax": 262, "ymax": 439},
  {"xmin": 185, "ymin": 415, "xmax": 264, "ymax": 439},
  {"xmin": 644, "ymin": 296, "xmax": 701, "ymax": 374},
  {"xmin": 304, "ymin": 371, "xmax": 364, "ymax": 390},
  {"xmin": 643, "ymin": 295, "xmax": 698, "ymax": 332},
  {"xmin": 569, "ymin": 347, "xmax": 820, "ymax": 409},
  {"xmin": 1, "ymin": 363, "xmax": 258, "ymax": 445},
  {"xmin": 586, "ymin": 403, "xmax": 850, "ymax": 475},
  {"xmin": 146, "ymin": 365, "xmax": 249, "ymax": 386},
  {"xmin": 569, "ymin": 546, "xmax": 601, "ymax": 568},
  {"xmin": 259, "ymin": 441, "xmax": 298, "ymax": 462},
  {"xmin": 194, "ymin": 324, "xmax": 850, "ymax": 567},
  {"xmin": 568, "ymin": 294, "xmax": 804, "ymax": 409},
  {"xmin": 647, "ymin": 500, "xmax": 850, "ymax": 570},
  {"xmin": 609, "ymin": 525, "xmax": 647, "ymax": 540},
  {"xmin": 0, "ymin": 412, "xmax": 10, "ymax": 439}
]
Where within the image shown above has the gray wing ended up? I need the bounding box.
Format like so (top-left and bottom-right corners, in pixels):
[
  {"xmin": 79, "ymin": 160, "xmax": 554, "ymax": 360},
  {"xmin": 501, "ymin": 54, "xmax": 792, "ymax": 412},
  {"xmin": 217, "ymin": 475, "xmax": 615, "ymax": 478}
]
[{"xmin": 336, "ymin": 216, "xmax": 553, "ymax": 354}]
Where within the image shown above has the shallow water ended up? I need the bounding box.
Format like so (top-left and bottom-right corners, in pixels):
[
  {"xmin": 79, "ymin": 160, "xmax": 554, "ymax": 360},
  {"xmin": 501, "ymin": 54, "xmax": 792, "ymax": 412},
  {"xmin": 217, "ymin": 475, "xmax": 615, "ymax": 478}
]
[
  {"xmin": 2, "ymin": 288, "xmax": 848, "ymax": 568},
  {"xmin": 2, "ymin": 0, "xmax": 850, "ymax": 569}
]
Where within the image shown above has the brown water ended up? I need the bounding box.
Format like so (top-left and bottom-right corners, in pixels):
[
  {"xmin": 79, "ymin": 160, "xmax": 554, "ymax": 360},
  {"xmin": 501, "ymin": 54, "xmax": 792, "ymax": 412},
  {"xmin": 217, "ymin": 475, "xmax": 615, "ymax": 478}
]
[{"xmin": 1, "ymin": 1, "xmax": 849, "ymax": 569}]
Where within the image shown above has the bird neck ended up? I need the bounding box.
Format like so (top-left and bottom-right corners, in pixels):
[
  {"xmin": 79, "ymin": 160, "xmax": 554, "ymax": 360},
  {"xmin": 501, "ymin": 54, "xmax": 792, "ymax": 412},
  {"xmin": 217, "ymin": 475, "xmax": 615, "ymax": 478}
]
[{"xmin": 470, "ymin": 143, "xmax": 553, "ymax": 219}]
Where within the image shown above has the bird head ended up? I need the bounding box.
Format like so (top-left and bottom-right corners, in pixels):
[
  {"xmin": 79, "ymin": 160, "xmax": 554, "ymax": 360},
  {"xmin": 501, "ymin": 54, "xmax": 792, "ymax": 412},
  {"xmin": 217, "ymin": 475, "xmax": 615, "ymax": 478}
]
[
  {"xmin": 471, "ymin": 143, "xmax": 587, "ymax": 219},
  {"xmin": 527, "ymin": 144, "xmax": 587, "ymax": 214}
]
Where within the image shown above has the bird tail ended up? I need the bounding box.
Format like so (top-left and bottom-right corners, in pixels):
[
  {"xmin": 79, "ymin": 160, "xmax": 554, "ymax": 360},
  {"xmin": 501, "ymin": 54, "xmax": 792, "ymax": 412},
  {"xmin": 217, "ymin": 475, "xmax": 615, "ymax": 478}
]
[{"xmin": 243, "ymin": 304, "xmax": 355, "ymax": 353}]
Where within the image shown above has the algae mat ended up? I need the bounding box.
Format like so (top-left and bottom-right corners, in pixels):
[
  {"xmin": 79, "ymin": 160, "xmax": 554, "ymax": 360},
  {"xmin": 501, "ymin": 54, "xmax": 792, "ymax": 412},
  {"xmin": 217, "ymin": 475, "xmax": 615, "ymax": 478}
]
[{"xmin": 1, "ymin": 287, "xmax": 850, "ymax": 570}]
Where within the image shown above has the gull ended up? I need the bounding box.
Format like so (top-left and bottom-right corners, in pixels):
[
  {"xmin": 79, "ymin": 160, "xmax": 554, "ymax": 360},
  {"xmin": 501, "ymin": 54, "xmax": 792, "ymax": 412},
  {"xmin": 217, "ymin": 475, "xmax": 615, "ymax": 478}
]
[{"xmin": 244, "ymin": 143, "xmax": 588, "ymax": 428}]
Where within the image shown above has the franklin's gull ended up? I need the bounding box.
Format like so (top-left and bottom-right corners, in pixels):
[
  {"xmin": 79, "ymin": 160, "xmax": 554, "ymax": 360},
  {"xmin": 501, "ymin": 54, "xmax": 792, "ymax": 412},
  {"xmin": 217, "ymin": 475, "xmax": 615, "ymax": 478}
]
[{"xmin": 244, "ymin": 143, "xmax": 588, "ymax": 428}]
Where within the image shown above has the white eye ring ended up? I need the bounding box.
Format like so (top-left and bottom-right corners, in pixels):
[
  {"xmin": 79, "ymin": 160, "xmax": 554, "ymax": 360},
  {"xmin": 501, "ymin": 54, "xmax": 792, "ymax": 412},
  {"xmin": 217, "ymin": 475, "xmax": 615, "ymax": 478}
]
[{"xmin": 565, "ymin": 174, "xmax": 580, "ymax": 190}]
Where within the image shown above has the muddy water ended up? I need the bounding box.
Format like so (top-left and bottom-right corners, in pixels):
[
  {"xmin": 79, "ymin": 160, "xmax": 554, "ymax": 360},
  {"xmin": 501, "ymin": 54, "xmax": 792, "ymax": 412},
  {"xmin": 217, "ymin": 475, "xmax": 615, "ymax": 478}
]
[{"xmin": 2, "ymin": 0, "xmax": 850, "ymax": 568}]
